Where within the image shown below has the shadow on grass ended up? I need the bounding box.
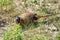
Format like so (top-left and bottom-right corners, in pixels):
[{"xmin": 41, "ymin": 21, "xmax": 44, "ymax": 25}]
[{"xmin": 21, "ymin": 21, "xmax": 40, "ymax": 31}]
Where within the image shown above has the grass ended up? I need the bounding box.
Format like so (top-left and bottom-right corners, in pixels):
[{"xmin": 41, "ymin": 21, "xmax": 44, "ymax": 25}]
[
  {"xmin": 56, "ymin": 33, "xmax": 60, "ymax": 40},
  {"xmin": 0, "ymin": 0, "xmax": 60, "ymax": 40},
  {"xmin": 0, "ymin": 0, "xmax": 13, "ymax": 5},
  {"xmin": 30, "ymin": 34, "xmax": 48, "ymax": 40},
  {"xmin": 3, "ymin": 24, "xmax": 23, "ymax": 40}
]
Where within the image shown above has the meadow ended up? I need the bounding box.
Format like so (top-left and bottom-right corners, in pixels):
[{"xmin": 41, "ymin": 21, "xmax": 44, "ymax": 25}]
[{"xmin": 0, "ymin": 0, "xmax": 60, "ymax": 40}]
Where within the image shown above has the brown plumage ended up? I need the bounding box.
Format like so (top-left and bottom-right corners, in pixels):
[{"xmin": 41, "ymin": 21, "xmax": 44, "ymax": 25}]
[
  {"xmin": 16, "ymin": 12, "xmax": 39, "ymax": 25},
  {"xmin": 16, "ymin": 12, "xmax": 59, "ymax": 25}
]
